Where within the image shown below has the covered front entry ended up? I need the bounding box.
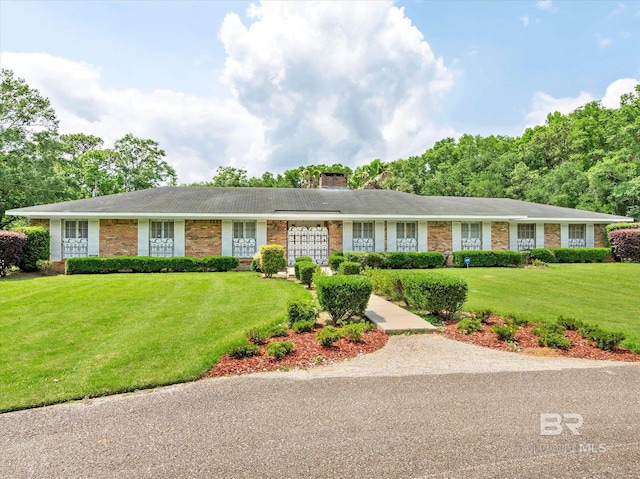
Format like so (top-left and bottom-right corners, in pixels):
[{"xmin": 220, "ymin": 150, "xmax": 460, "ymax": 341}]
[{"xmin": 287, "ymin": 223, "xmax": 329, "ymax": 265}]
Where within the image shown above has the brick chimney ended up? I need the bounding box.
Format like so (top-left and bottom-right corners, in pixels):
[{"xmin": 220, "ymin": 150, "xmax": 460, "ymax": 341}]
[{"xmin": 319, "ymin": 172, "xmax": 348, "ymax": 189}]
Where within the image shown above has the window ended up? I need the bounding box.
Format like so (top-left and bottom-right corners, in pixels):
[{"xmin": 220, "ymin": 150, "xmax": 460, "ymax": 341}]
[
  {"xmin": 568, "ymin": 224, "xmax": 586, "ymax": 248},
  {"xmin": 149, "ymin": 220, "xmax": 174, "ymax": 257},
  {"xmin": 62, "ymin": 220, "xmax": 88, "ymax": 258},
  {"xmin": 517, "ymin": 224, "xmax": 536, "ymax": 250},
  {"xmin": 396, "ymin": 222, "xmax": 417, "ymax": 252},
  {"xmin": 352, "ymin": 222, "xmax": 374, "ymax": 251},
  {"xmin": 233, "ymin": 221, "xmax": 257, "ymax": 258},
  {"xmin": 461, "ymin": 222, "xmax": 482, "ymax": 250}
]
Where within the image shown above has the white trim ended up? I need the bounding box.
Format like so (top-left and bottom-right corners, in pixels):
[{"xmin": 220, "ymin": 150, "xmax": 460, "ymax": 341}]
[
  {"xmin": 174, "ymin": 220, "xmax": 185, "ymax": 256},
  {"xmin": 138, "ymin": 220, "xmax": 149, "ymax": 256},
  {"xmin": 256, "ymin": 220, "xmax": 267, "ymax": 250},
  {"xmin": 560, "ymin": 223, "xmax": 569, "ymax": 248},
  {"xmin": 88, "ymin": 220, "xmax": 100, "ymax": 256},
  {"xmin": 387, "ymin": 221, "xmax": 397, "ymax": 252},
  {"xmin": 221, "ymin": 220, "xmax": 232, "ymax": 256},
  {"xmin": 536, "ymin": 222, "xmax": 544, "ymax": 248},
  {"xmin": 586, "ymin": 224, "xmax": 595, "ymax": 247},
  {"xmin": 452, "ymin": 222, "xmax": 462, "ymax": 252},
  {"xmin": 509, "ymin": 223, "xmax": 518, "ymax": 251},
  {"xmin": 342, "ymin": 220, "xmax": 353, "ymax": 251},
  {"xmin": 375, "ymin": 221, "xmax": 385, "ymax": 252},
  {"xmin": 418, "ymin": 221, "xmax": 427, "ymax": 252},
  {"xmin": 482, "ymin": 222, "xmax": 491, "ymax": 250},
  {"xmin": 50, "ymin": 219, "xmax": 62, "ymax": 262}
]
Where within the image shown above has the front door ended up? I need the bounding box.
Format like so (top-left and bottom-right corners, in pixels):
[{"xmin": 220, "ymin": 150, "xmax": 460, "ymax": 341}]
[{"xmin": 287, "ymin": 225, "xmax": 329, "ymax": 265}]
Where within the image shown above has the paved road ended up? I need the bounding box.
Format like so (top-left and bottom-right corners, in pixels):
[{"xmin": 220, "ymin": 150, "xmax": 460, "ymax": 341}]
[{"xmin": 2, "ymin": 364, "xmax": 639, "ymax": 478}]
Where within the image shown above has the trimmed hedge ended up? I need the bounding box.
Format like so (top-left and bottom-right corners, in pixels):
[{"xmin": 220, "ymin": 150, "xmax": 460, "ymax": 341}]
[
  {"xmin": 608, "ymin": 229, "xmax": 640, "ymax": 262},
  {"xmin": 259, "ymin": 244, "xmax": 287, "ymax": 278},
  {"xmin": 529, "ymin": 248, "xmax": 556, "ymax": 264},
  {"xmin": 293, "ymin": 256, "xmax": 313, "ymax": 280},
  {"xmin": 548, "ymin": 248, "xmax": 610, "ymax": 263},
  {"xmin": 287, "ymin": 298, "xmax": 318, "ymax": 327},
  {"xmin": 65, "ymin": 255, "xmax": 239, "ymax": 274},
  {"xmin": 605, "ymin": 222, "xmax": 640, "ymax": 236},
  {"xmin": 452, "ymin": 250, "xmax": 523, "ymax": 267},
  {"xmin": 298, "ymin": 261, "xmax": 318, "ymax": 288},
  {"xmin": 400, "ymin": 272, "xmax": 468, "ymax": 320},
  {"xmin": 0, "ymin": 230, "xmax": 28, "ymax": 276},
  {"xmin": 339, "ymin": 261, "xmax": 361, "ymax": 275},
  {"xmin": 366, "ymin": 269, "xmax": 404, "ymax": 302},
  {"xmin": 342, "ymin": 251, "xmax": 445, "ymax": 269},
  {"xmin": 14, "ymin": 226, "xmax": 49, "ymax": 272},
  {"xmin": 315, "ymin": 275, "xmax": 373, "ymax": 322},
  {"xmin": 328, "ymin": 253, "xmax": 345, "ymax": 272}
]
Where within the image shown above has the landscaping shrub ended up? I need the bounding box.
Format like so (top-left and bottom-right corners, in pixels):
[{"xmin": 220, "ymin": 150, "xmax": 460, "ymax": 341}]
[
  {"xmin": 408, "ymin": 252, "xmax": 446, "ymax": 269},
  {"xmin": 342, "ymin": 251, "xmax": 445, "ymax": 270},
  {"xmin": 578, "ymin": 326, "xmax": 626, "ymax": 351},
  {"xmin": 14, "ymin": 226, "xmax": 49, "ymax": 272},
  {"xmin": 266, "ymin": 341, "xmax": 295, "ymax": 359},
  {"xmin": 0, "ymin": 230, "xmax": 28, "ymax": 276},
  {"xmin": 608, "ymin": 229, "xmax": 640, "ymax": 262},
  {"xmin": 452, "ymin": 250, "xmax": 523, "ymax": 267},
  {"xmin": 508, "ymin": 315, "xmax": 531, "ymax": 327},
  {"xmin": 549, "ymin": 247, "xmax": 610, "ymax": 263},
  {"xmin": 259, "ymin": 244, "xmax": 286, "ymax": 278},
  {"xmin": 556, "ymin": 316, "xmax": 584, "ymax": 331},
  {"xmin": 65, "ymin": 256, "xmax": 212, "ymax": 274},
  {"xmin": 492, "ymin": 324, "xmax": 516, "ymax": 342},
  {"xmin": 250, "ymin": 252, "xmax": 262, "ymax": 272},
  {"xmin": 315, "ymin": 275, "xmax": 373, "ymax": 322},
  {"xmin": 316, "ymin": 326, "xmax": 342, "ymax": 347},
  {"xmin": 340, "ymin": 321, "xmax": 372, "ymax": 342},
  {"xmin": 294, "ymin": 256, "xmax": 313, "ymax": 279},
  {"xmin": 529, "ymin": 248, "xmax": 556, "ymax": 264},
  {"xmin": 287, "ymin": 299, "xmax": 319, "ymax": 327},
  {"xmin": 292, "ymin": 320, "xmax": 315, "ymax": 334},
  {"xmin": 328, "ymin": 253, "xmax": 345, "ymax": 272},
  {"xmin": 298, "ymin": 261, "xmax": 319, "ymax": 288},
  {"xmin": 228, "ymin": 342, "xmax": 261, "ymax": 359},
  {"xmin": 605, "ymin": 222, "xmax": 640, "ymax": 241},
  {"xmin": 400, "ymin": 273, "xmax": 468, "ymax": 320},
  {"xmin": 339, "ymin": 261, "xmax": 361, "ymax": 275},
  {"xmin": 366, "ymin": 269, "xmax": 404, "ymax": 302},
  {"xmin": 199, "ymin": 256, "xmax": 239, "ymax": 272},
  {"xmin": 268, "ymin": 323, "xmax": 289, "ymax": 338},
  {"xmin": 245, "ymin": 326, "xmax": 270, "ymax": 345},
  {"xmin": 386, "ymin": 252, "xmax": 409, "ymax": 269},
  {"xmin": 457, "ymin": 318, "xmax": 483, "ymax": 334},
  {"xmin": 474, "ymin": 310, "xmax": 493, "ymax": 322},
  {"xmin": 532, "ymin": 323, "xmax": 572, "ymax": 350},
  {"xmin": 36, "ymin": 259, "xmax": 52, "ymax": 275}
]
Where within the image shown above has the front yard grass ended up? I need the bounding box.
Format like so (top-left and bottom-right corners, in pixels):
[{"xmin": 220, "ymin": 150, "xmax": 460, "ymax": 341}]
[
  {"xmin": 0, "ymin": 272, "xmax": 311, "ymax": 412},
  {"xmin": 437, "ymin": 263, "xmax": 640, "ymax": 353}
]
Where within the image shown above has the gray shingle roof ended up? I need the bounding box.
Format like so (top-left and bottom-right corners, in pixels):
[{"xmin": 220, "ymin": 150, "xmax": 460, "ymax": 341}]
[{"xmin": 6, "ymin": 186, "xmax": 632, "ymax": 221}]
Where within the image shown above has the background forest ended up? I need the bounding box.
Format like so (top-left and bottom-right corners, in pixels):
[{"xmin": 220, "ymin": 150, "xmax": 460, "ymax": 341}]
[{"xmin": 2, "ymin": 68, "xmax": 639, "ymax": 229}]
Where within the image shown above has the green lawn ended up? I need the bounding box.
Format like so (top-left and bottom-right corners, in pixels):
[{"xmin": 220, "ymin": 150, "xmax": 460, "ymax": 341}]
[
  {"xmin": 0, "ymin": 272, "xmax": 311, "ymax": 412},
  {"xmin": 437, "ymin": 263, "xmax": 640, "ymax": 352}
]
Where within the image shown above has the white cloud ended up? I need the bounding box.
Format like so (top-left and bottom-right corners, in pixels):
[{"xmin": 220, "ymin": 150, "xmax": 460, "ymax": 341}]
[
  {"xmin": 525, "ymin": 78, "xmax": 638, "ymax": 128},
  {"xmin": 520, "ymin": 15, "xmax": 530, "ymax": 27},
  {"xmin": 1, "ymin": 52, "xmax": 267, "ymax": 183},
  {"xmin": 536, "ymin": 1, "xmax": 556, "ymax": 12},
  {"xmin": 608, "ymin": 3, "xmax": 625, "ymax": 17},
  {"xmin": 219, "ymin": 1, "xmax": 455, "ymax": 170},
  {"xmin": 601, "ymin": 78, "xmax": 639, "ymax": 108},
  {"xmin": 597, "ymin": 34, "xmax": 613, "ymax": 48}
]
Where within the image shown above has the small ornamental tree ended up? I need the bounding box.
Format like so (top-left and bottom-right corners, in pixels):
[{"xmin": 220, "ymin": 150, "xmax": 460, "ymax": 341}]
[
  {"xmin": 0, "ymin": 230, "xmax": 28, "ymax": 276},
  {"xmin": 609, "ymin": 228, "xmax": 640, "ymax": 262},
  {"xmin": 259, "ymin": 244, "xmax": 287, "ymax": 278}
]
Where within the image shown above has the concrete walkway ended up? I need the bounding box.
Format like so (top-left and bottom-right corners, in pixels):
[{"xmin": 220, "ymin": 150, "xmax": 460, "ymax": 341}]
[{"xmin": 365, "ymin": 294, "xmax": 438, "ymax": 333}]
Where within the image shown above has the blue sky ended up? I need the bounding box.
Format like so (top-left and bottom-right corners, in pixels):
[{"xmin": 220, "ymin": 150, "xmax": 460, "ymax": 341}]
[{"xmin": 1, "ymin": 0, "xmax": 639, "ymax": 182}]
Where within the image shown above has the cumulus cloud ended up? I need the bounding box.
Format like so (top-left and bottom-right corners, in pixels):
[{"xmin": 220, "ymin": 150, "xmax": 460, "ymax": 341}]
[
  {"xmin": 219, "ymin": 1, "xmax": 455, "ymax": 170},
  {"xmin": 520, "ymin": 15, "xmax": 530, "ymax": 27},
  {"xmin": 536, "ymin": 0, "xmax": 556, "ymax": 12},
  {"xmin": 525, "ymin": 78, "xmax": 638, "ymax": 128},
  {"xmin": 1, "ymin": 52, "xmax": 268, "ymax": 183}
]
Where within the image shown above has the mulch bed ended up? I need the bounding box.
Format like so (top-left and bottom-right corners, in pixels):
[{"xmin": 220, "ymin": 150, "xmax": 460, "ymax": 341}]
[
  {"xmin": 205, "ymin": 327, "xmax": 388, "ymax": 377},
  {"xmin": 442, "ymin": 315, "xmax": 640, "ymax": 362}
]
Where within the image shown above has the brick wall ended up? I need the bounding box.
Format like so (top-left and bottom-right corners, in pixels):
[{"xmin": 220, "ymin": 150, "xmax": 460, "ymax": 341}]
[
  {"xmin": 99, "ymin": 219, "xmax": 138, "ymax": 257},
  {"xmin": 319, "ymin": 173, "xmax": 348, "ymax": 189},
  {"xmin": 327, "ymin": 221, "xmax": 343, "ymax": 255},
  {"xmin": 427, "ymin": 221, "xmax": 452, "ymax": 253},
  {"xmin": 185, "ymin": 220, "xmax": 221, "ymax": 257},
  {"xmin": 544, "ymin": 223, "xmax": 561, "ymax": 248},
  {"xmin": 29, "ymin": 219, "xmax": 50, "ymax": 229},
  {"xmin": 594, "ymin": 224, "xmax": 608, "ymax": 247},
  {"xmin": 267, "ymin": 220, "xmax": 288, "ymax": 256},
  {"xmin": 491, "ymin": 222, "xmax": 509, "ymax": 250}
]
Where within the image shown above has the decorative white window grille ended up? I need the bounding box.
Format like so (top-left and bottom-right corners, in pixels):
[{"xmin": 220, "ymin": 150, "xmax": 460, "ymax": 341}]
[
  {"xmin": 517, "ymin": 224, "xmax": 536, "ymax": 251},
  {"xmin": 353, "ymin": 222, "xmax": 374, "ymax": 252},
  {"xmin": 461, "ymin": 222, "xmax": 482, "ymax": 250},
  {"xmin": 287, "ymin": 226, "xmax": 329, "ymax": 265},
  {"xmin": 62, "ymin": 220, "xmax": 88, "ymax": 258},
  {"xmin": 150, "ymin": 220, "xmax": 174, "ymax": 257},
  {"xmin": 396, "ymin": 222, "xmax": 417, "ymax": 252},
  {"xmin": 233, "ymin": 221, "xmax": 257, "ymax": 258},
  {"xmin": 568, "ymin": 224, "xmax": 586, "ymax": 248}
]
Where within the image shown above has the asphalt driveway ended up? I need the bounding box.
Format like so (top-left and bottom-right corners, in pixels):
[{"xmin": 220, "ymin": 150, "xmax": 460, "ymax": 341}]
[{"xmin": 2, "ymin": 335, "xmax": 639, "ymax": 478}]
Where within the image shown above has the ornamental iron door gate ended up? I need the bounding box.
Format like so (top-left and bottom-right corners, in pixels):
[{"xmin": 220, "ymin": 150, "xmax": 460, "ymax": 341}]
[{"xmin": 287, "ymin": 226, "xmax": 329, "ymax": 265}]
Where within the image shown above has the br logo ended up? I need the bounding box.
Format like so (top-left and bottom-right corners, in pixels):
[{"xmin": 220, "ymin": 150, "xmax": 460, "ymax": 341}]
[{"xmin": 540, "ymin": 413, "xmax": 584, "ymax": 436}]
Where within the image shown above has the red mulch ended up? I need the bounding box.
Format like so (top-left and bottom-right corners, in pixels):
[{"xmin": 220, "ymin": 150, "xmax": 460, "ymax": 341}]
[
  {"xmin": 442, "ymin": 316, "xmax": 640, "ymax": 362},
  {"xmin": 205, "ymin": 327, "xmax": 388, "ymax": 377}
]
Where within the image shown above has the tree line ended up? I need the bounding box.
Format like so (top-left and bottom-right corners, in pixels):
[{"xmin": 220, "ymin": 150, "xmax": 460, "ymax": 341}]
[{"xmin": 2, "ymin": 68, "xmax": 638, "ymax": 229}]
